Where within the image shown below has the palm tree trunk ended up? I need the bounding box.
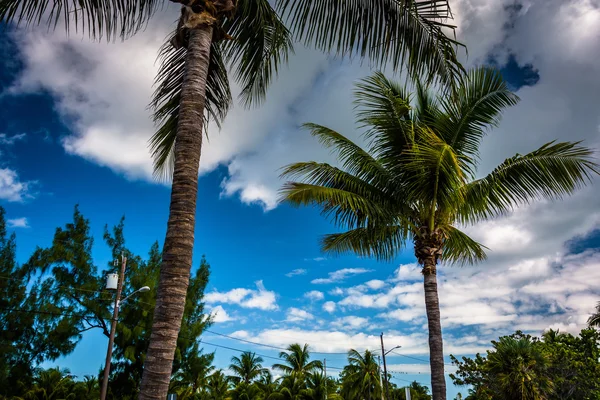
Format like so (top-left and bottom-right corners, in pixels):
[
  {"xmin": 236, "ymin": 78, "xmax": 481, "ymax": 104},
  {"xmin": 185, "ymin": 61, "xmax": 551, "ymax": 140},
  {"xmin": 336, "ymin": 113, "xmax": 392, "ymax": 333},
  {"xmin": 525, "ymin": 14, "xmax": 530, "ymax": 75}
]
[
  {"xmin": 422, "ymin": 259, "xmax": 446, "ymax": 400},
  {"xmin": 139, "ymin": 24, "xmax": 213, "ymax": 400}
]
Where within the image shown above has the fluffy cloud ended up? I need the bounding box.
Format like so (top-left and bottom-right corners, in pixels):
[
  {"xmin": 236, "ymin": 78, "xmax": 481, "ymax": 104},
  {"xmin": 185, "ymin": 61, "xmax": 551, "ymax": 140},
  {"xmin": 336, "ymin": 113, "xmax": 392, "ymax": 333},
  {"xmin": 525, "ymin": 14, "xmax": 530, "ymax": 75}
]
[
  {"xmin": 230, "ymin": 328, "xmax": 488, "ymax": 356},
  {"xmin": 285, "ymin": 268, "xmax": 307, "ymax": 278},
  {"xmin": 322, "ymin": 301, "xmax": 336, "ymax": 313},
  {"xmin": 210, "ymin": 305, "xmax": 235, "ymax": 323},
  {"xmin": 0, "ymin": 168, "xmax": 34, "ymax": 202},
  {"xmin": 286, "ymin": 307, "xmax": 315, "ymax": 322},
  {"xmin": 331, "ymin": 316, "xmax": 369, "ymax": 329},
  {"xmin": 304, "ymin": 290, "xmax": 324, "ymax": 301},
  {"xmin": 311, "ymin": 268, "xmax": 373, "ymax": 284},
  {"xmin": 6, "ymin": 217, "xmax": 29, "ymax": 228},
  {"xmin": 205, "ymin": 280, "xmax": 278, "ymax": 311}
]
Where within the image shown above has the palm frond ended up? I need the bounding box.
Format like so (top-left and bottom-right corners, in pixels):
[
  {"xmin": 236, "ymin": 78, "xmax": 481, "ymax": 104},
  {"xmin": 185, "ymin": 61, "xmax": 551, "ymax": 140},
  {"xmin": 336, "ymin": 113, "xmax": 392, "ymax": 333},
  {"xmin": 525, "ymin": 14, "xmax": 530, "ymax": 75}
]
[
  {"xmin": 276, "ymin": 0, "xmax": 465, "ymax": 86},
  {"xmin": 280, "ymin": 182, "xmax": 393, "ymax": 229},
  {"xmin": 280, "ymin": 162, "xmax": 389, "ymax": 204},
  {"xmin": 587, "ymin": 302, "xmax": 600, "ymax": 328},
  {"xmin": 0, "ymin": 0, "xmax": 160, "ymax": 40},
  {"xmin": 460, "ymin": 141, "xmax": 599, "ymax": 223},
  {"xmin": 149, "ymin": 31, "xmax": 232, "ymax": 180},
  {"xmin": 221, "ymin": 0, "xmax": 293, "ymax": 107},
  {"xmin": 440, "ymin": 225, "xmax": 487, "ymax": 265},
  {"xmin": 321, "ymin": 225, "xmax": 409, "ymax": 262},
  {"xmin": 403, "ymin": 127, "xmax": 467, "ymax": 213},
  {"xmin": 436, "ymin": 67, "xmax": 519, "ymax": 171},
  {"xmin": 354, "ymin": 72, "xmax": 414, "ymax": 158},
  {"xmin": 302, "ymin": 123, "xmax": 392, "ymax": 187}
]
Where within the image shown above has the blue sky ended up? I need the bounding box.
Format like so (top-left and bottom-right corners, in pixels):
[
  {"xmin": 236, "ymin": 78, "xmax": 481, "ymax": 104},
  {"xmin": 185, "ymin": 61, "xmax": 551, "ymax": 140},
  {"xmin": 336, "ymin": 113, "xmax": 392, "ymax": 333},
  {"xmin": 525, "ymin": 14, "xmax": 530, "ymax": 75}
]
[{"xmin": 1, "ymin": 1, "xmax": 600, "ymax": 398}]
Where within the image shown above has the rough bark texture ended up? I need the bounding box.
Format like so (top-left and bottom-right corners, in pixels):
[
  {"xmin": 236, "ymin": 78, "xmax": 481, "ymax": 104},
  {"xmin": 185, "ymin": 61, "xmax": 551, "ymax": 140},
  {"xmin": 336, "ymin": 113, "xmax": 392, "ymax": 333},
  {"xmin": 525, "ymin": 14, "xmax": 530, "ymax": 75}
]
[
  {"xmin": 139, "ymin": 24, "xmax": 213, "ymax": 400},
  {"xmin": 415, "ymin": 228, "xmax": 446, "ymax": 400}
]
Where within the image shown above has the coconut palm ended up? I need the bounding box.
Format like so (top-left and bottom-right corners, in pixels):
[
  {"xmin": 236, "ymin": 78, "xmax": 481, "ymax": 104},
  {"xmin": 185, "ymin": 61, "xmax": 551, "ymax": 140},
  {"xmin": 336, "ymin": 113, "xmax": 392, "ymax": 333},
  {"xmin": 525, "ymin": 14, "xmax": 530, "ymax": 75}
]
[
  {"xmin": 273, "ymin": 343, "xmax": 323, "ymax": 376},
  {"xmin": 485, "ymin": 337, "xmax": 552, "ymax": 400},
  {"xmin": 280, "ymin": 68, "xmax": 599, "ymax": 399},
  {"xmin": 206, "ymin": 370, "xmax": 230, "ymax": 400},
  {"xmin": 1, "ymin": 1, "xmax": 463, "ymax": 397},
  {"xmin": 339, "ymin": 350, "xmax": 381, "ymax": 400},
  {"xmin": 271, "ymin": 373, "xmax": 307, "ymax": 400},
  {"xmin": 588, "ymin": 302, "xmax": 600, "ymax": 328},
  {"xmin": 229, "ymin": 352, "xmax": 267, "ymax": 384}
]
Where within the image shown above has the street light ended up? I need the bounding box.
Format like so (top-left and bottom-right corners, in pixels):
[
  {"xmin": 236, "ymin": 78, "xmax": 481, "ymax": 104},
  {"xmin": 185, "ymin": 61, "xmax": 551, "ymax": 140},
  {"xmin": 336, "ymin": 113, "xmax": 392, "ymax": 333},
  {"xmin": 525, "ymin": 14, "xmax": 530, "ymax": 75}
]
[
  {"xmin": 100, "ymin": 254, "xmax": 152, "ymax": 400},
  {"xmin": 385, "ymin": 345, "xmax": 401, "ymax": 356}
]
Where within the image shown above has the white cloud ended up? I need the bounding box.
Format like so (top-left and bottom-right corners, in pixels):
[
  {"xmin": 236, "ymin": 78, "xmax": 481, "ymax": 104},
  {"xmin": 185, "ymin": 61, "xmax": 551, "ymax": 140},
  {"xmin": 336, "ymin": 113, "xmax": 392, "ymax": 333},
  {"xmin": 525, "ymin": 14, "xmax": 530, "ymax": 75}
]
[
  {"xmin": 304, "ymin": 257, "xmax": 326, "ymax": 262},
  {"xmin": 285, "ymin": 268, "xmax": 307, "ymax": 278},
  {"xmin": 210, "ymin": 305, "xmax": 235, "ymax": 323},
  {"xmin": 364, "ymin": 280, "xmax": 386, "ymax": 290},
  {"xmin": 311, "ymin": 268, "xmax": 373, "ymax": 284},
  {"xmin": 286, "ymin": 307, "xmax": 315, "ymax": 322},
  {"xmin": 7, "ymin": 217, "xmax": 30, "ymax": 228},
  {"xmin": 323, "ymin": 301, "xmax": 336, "ymax": 313},
  {"xmin": 230, "ymin": 328, "xmax": 488, "ymax": 356},
  {"xmin": 0, "ymin": 168, "xmax": 34, "ymax": 202},
  {"xmin": 304, "ymin": 290, "xmax": 324, "ymax": 301},
  {"xmin": 205, "ymin": 280, "xmax": 278, "ymax": 311},
  {"xmin": 392, "ymin": 264, "xmax": 422, "ymax": 282},
  {"xmin": 0, "ymin": 133, "xmax": 26, "ymax": 145},
  {"xmin": 331, "ymin": 316, "xmax": 369, "ymax": 329}
]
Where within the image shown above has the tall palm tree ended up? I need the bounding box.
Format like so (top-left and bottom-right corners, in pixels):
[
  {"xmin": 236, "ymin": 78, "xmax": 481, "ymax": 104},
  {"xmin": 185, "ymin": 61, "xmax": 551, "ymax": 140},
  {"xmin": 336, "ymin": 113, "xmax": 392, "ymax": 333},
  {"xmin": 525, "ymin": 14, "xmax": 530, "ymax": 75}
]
[
  {"xmin": 588, "ymin": 302, "xmax": 600, "ymax": 328},
  {"xmin": 340, "ymin": 350, "xmax": 381, "ymax": 400},
  {"xmin": 273, "ymin": 343, "xmax": 323, "ymax": 377},
  {"xmin": 229, "ymin": 352, "xmax": 267, "ymax": 384},
  {"xmin": 279, "ymin": 68, "xmax": 599, "ymax": 399},
  {"xmin": 1, "ymin": 1, "xmax": 463, "ymax": 398},
  {"xmin": 485, "ymin": 337, "xmax": 552, "ymax": 400}
]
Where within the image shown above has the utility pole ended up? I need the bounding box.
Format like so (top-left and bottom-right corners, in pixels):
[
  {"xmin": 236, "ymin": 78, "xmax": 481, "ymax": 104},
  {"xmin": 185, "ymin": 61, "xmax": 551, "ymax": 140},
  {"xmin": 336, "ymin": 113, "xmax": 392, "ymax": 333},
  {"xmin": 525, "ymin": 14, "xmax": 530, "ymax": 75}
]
[
  {"xmin": 324, "ymin": 358, "xmax": 327, "ymax": 400},
  {"xmin": 100, "ymin": 254, "xmax": 127, "ymax": 400},
  {"xmin": 378, "ymin": 356, "xmax": 385, "ymax": 400},
  {"xmin": 380, "ymin": 333, "xmax": 390, "ymax": 400}
]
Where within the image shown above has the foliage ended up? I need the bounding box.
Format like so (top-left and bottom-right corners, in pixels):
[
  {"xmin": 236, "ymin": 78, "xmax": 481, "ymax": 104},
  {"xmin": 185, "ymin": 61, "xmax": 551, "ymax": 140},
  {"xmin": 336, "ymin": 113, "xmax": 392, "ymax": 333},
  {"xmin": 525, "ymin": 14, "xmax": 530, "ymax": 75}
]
[
  {"xmin": 450, "ymin": 329, "xmax": 600, "ymax": 400},
  {"xmin": 0, "ymin": 206, "xmax": 212, "ymax": 400},
  {"xmin": 273, "ymin": 344, "xmax": 323, "ymax": 376},
  {"xmin": 339, "ymin": 350, "xmax": 381, "ymax": 400}
]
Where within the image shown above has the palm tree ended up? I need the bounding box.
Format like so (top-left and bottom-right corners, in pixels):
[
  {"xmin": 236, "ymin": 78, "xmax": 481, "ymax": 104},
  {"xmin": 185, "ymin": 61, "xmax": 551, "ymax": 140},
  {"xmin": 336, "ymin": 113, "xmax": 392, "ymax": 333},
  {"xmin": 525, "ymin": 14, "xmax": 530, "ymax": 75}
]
[
  {"xmin": 340, "ymin": 350, "xmax": 381, "ymax": 400},
  {"xmin": 588, "ymin": 302, "xmax": 600, "ymax": 327},
  {"xmin": 272, "ymin": 374, "xmax": 307, "ymax": 400},
  {"xmin": 279, "ymin": 68, "xmax": 599, "ymax": 399},
  {"xmin": 24, "ymin": 368, "xmax": 75, "ymax": 400},
  {"xmin": 1, "ymin": 1, "xmax": 463, "ymax": 397},
  {"xmin": 206, "ymin": 370, "xmax": 230, "ymax": 400},
  {"xmin": 172, "ymin": 349, "xmax": 215, "ymax": 395},
  {"xmin": 485, "ymin": 337, "xmax": 552, "ymax": 400},
  {"xmin": 256, "ymin": 370, "xmax": 279, "ymax": 400},
  {"xmin": 273, "ymin": 343, "xmax": 323, "ymax": 377},
  {"xmin": 229, "ymin": 352, "xmax": 267, "ymax": 384}
]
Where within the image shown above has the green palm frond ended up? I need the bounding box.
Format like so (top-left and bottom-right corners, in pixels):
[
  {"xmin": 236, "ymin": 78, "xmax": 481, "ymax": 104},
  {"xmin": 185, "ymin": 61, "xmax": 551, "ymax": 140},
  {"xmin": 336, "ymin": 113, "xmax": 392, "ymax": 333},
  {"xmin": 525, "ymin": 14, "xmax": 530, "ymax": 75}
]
[
  {"xmin": 403, "ymin": 127, "xmax": 467, "ymax": 213},
  {"xmin": 302, "ymin": 123, "xmax": 392, "ymax": 186},
  {"xmin": 321, "ymin": 225, "xmax": 410, "ymax": 261},
  {"xmin": 277, "ymin": 0, "xmax": 465, "ymax": 86},
  {"xmin": 280, "ymin": 162, "xmax": 389, "ymax": 205},
  {"xmin": 0, "ymin": 0, "xmax": 160, "ymax": 39},
  {"xmin": 440, "ymin": 225, "xmax": 487, "ymax": 265},
  {"xmin": 460, "ymin": 141, "xmax": 599, "ymax": 223},
  {"xmin": 354, "ymin": 72, "xmax": 414, "ymax": 159},
  {"xmin": 281, "ymin": 182, "xmax": 393, "ymax": 229},
  {"xmin": 436, "ymin": 67, "xmax": 519, "ymax": 169},
  {"xmin": 221, "ymin": 0, "xmax": 294, "ymax": 107},
  {"xmin": 588, "ymin": 302, "xmax": 600, "ymax": 328},
  {"xmin": 149, "ymin": 32, "xmax": 232, "ymax": 180}
]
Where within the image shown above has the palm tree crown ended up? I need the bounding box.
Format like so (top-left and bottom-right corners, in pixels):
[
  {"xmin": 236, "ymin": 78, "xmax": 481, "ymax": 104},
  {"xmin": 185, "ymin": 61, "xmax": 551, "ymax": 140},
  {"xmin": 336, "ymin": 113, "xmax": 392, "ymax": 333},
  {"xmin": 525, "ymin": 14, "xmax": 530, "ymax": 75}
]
[
  {"xmin": 280, "ymin": 68, "xmax": 598, "ymax": 399},
  {"xmin": 273, "ymin": 343, "xmax": 323, "ymax": 376},
  {"xmin": 589, "ymin": 302, "xmax": 600, "ymax": 328},
  {"xmin": 229, "ymin": 351, "xmax": 268, "ymax": 384},
  {"xmin": 340, "ymin": 349, "xmax": 381, "ymax": 400}
]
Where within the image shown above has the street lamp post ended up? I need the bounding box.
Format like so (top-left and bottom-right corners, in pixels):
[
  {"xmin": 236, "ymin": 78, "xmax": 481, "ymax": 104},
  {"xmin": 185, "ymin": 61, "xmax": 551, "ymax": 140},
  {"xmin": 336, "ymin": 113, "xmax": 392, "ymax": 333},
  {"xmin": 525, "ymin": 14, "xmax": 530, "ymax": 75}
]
[
  {"xmin": 99, "ymin": 253, "xmax": 150, "ymax": 400},
  {"xmin": 380, "ymin": 333, "xmax": 401, "ymax": 400}
]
